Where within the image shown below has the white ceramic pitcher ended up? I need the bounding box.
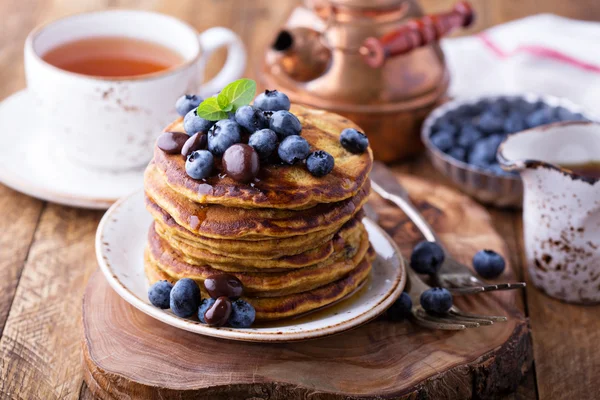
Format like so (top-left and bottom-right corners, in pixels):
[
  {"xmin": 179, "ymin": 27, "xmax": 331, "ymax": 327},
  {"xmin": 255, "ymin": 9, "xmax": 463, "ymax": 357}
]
[{"xmin": 498, "ymin": 121, "xmax": 600, "ymax": 304}]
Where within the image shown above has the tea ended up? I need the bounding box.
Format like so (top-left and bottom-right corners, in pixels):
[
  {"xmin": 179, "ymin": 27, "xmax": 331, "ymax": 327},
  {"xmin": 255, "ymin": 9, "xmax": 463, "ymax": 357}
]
[
  {"xmin": 41, "ymin": 36, "xmax": 184, "ymax": 77},
  {"xmin": 560, "ymin": 161, "xmax": 600, "ymax": 178}
]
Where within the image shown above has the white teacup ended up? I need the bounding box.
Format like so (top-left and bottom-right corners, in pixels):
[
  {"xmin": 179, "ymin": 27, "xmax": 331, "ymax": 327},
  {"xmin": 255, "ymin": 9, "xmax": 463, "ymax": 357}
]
[{"xmin": 24, "ymin": 10, "xmax": 246, "ymax": 172}]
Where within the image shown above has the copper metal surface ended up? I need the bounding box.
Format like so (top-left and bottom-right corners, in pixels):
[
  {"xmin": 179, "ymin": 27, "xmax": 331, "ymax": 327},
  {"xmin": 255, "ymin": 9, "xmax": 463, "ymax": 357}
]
[{"xmin": 259, "ymin": 0, "xmax": 473, "ymax": 162}]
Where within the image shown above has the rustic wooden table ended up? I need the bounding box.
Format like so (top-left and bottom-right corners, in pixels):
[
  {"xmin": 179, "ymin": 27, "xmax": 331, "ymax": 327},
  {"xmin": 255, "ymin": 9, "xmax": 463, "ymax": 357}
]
[{"xmin": 0, "ymin": 1, "xmax": 599, "ymax": 399}]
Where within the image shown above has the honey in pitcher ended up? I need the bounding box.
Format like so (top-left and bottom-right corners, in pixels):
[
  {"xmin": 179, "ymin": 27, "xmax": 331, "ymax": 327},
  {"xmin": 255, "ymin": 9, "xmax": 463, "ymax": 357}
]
[{"xmin": 560, "ymin": 161, "xmax": 600, "ymax": 179}]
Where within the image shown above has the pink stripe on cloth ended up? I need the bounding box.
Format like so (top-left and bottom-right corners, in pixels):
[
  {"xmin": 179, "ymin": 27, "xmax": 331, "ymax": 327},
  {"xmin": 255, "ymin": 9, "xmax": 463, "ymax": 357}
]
[{"xmin": 478, "ymin": 32, "xmax": 600, "ymax": 74}]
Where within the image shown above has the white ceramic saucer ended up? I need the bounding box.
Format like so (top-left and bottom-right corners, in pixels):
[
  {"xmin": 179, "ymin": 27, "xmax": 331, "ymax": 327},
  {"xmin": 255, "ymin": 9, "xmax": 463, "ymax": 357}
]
[
  {"xmin": 95, "ymin": 190, "xmax": 406, "ymax": 342},
  {"xmin": 0, "ymin": 90, "xmax": 146, "ymax": 209}
]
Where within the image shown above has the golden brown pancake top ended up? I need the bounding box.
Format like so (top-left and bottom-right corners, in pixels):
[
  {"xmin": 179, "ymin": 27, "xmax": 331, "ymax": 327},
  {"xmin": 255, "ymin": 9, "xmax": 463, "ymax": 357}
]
[{"xmin": 154, "ymin": 105, "xmax": 373, "ymax": 209}]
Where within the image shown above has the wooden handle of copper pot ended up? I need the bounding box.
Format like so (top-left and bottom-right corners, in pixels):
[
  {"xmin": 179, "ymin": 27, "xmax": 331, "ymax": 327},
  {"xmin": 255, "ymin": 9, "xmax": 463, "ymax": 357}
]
[{"xmin": 360, "ymin": 1, "xmax": 475, "ymax": 68}]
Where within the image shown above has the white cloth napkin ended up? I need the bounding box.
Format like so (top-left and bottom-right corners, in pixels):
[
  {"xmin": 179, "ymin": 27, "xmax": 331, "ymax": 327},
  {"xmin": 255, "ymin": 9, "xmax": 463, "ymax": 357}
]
[{"xmin": 442, "ymin": 14, "xmax": 600, "ymax": 114}]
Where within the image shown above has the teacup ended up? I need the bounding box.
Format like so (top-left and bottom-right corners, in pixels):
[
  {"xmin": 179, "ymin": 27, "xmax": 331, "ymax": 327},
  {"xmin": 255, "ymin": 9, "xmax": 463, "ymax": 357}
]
[
  {"xmin": 499, "ymin": 121, "xmax": 600, "ymax": 304},
  {"xmin": 24, "ymin": 10, "xmax": 246, "ymax": 172}
]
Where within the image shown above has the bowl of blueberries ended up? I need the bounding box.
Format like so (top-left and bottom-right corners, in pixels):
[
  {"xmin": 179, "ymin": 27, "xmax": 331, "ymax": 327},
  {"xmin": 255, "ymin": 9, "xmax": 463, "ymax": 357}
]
[{"xmin": 421, "ymin": 93, "xmax": 595, "ymax": 208}]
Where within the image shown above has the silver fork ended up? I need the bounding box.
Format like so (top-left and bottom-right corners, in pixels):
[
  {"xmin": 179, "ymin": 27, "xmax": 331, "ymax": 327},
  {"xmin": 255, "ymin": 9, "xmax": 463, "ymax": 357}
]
[
  {"xmin": 364, "ymin": 206, "xmax": 507, "ymax": 329},
  {"xmin": 404, "ymin": 260, "xmax": 507, "ymax": 329},
  {"xmin": 369, "ymin": 161, "xmax": 526, "ymax": 295}
]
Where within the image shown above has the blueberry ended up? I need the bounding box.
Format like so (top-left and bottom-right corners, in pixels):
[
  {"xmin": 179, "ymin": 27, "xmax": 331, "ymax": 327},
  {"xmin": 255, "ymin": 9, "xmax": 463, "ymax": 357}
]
[
  {"xmin": 570, "ymin": 113, "xmax": 588, "ymax": 121},
  {"xmin": 526, "ymin": 107, "xmax": 555, "ymax": 128},
  {"xmin": 340, "ymin": 128, "xmax": 369, "ymax": 154},
  {"xmin": 555, "ymin": 107, "xmax": 588, "ymax": 122},
  {"xmin": 410, "ymin": 241, "xmax": 445, "ymax": 275},
  {"xmin": 185, "ymin": 150, "xmax": 214, "ymax": 180},
  {"xmin": 504, "ymin": 111, "xmax": 526, "ymax": 133},
  {"xmin": 306, "ymin": 150, "xmax": 334, "ymax": 177},
  {"xmin": 487, "ymin": 163, "xmax": 512, "ymax": 176},
  {"xmin": 269, "ymin": 110, "xmax": 302, "ymax": 140},
  {"xmin": 183, "ymin": 109, "xmax": 214, "ymax": 135},
  {"xmin": 254, "ymin": 89, "xmax": 291, "ymax": 111},
  {"xmin": 468, "ymin": 135, "xmax": 504, "ymax": 168},
  {"xmin": 477, "ymin": 111, "xmax": 504, "ymax": 133},
  {"xmin": 452, "ymin": 104, "xmax": 479, "ymax": 119},
  {"xmin": 148, "ymin": 280, "xmax": 173, "ymax": 309},
  {"xmin": 228, "ymin": 299, "xmax": 256, "ymax": 328},
  {"xmin": 170, "ymin": 278, "xmax": 201, "ymax": 318},
  {"xmin": 420, "ymin": 288, "xmax": 453, "ymax": 314},
  {"xmin": 456, "ymin": 125, "xmax": 482, "ymax": 148},
  {"xmin": 208, "ymin": 120, "xmax": 242, "ymax": 156},
  {"xmin": 278, "ymin": 135, "xmax": 310, "ymax": 164},
  {"xmin": 511, "ymin": 98, "xmax": 538, "ymax": 115},
  {"xmin": 488, "ymin": 98, "xmax": 510, "ymax": 116},
  {"xmin": 448, "ymin": 147, "xmax": 467, "ymax": 162},
  {"xmin": 198, "ymin": 298, "xmax": 216, "ymax": 324},
  {"xmin": 432, "ymin": 119, "xmax": 458, "ymax": 136},
  {"xmin": 176, "ymin": 94, "xmax": 202, "ymax": 117},
  {"xmin": 473, "ymin": 249, "xmax": 506, "ymax": 279},
  {"xmin": 430, "ymin": 130, "xmax": 454, "ymax": 152},
  {"xmin": 248, "ymin": 129, "xmax": 278, "ymax": 160},
  {"xmin": 234, "ymin": 105, "xmax": 270, "ymax": 133},
  {"xmin": 474, "ymin": 99, "xmax": 493, "ymax": 112},
  {"xmin": 387, "ymin": 292, "xmax": 412, "ymax": 321}
]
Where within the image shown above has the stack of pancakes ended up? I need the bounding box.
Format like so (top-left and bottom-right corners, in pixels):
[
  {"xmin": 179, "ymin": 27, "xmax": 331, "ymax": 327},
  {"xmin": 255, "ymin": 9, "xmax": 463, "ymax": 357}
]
[{"xmin": 144, "ymin": 105, "xmax": 374, "ymax": 321}]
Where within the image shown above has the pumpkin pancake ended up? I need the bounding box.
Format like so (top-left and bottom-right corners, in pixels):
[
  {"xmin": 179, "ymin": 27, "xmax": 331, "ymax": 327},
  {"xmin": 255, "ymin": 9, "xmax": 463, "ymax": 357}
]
[
  {"xmin": 155, "ymin": 216, "xmax": 363, "ymax": 270},
  {"xmin": 153, "ymin": 104, "xmax": 373, "ymax": 210},
  {"xmin": 145, "ymin": 246, "xmax": 375, "ymax": 321},
  {"xmin": 154, "ymin": 216, "xmax": 360, "ymax": 262},
  {"xmin": 149, "ymin": 200, "xmax": 341, "ymax": 258},
  {"xmin": 145, "ymin": 163, "xmax": 369, "ymax": 239},
  {"xmin": 146, "ymin": 223, "xmax": 369, "ymax": 297}
]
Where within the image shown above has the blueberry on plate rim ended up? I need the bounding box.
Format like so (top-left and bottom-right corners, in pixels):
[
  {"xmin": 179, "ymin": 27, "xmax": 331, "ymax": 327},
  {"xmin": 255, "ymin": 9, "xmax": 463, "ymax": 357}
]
[
  {"xmin": 420, "ymin": 287, "xmax": 453, "ymax": 314},
  {"xmin": 170, "ymin": 278, "xmax": 201, "ymax": 318},
  {"xmin": 410, "ymin": 241, "xmax": 445, "ymax": 275},
  {"xmin": 228, "ymin": 300, "xmax": 256, "ymax": 328},
  {"xmin": 148, "ymin": 280, "xmax": 173, "ymax": 309},
  {"xmin": 472, "ymin": 249, "xmax": 506, "ymax": 279}
]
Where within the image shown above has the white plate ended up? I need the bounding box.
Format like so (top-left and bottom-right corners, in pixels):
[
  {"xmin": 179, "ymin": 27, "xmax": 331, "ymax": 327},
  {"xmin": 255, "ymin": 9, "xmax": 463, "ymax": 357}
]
[
  {"xmin": 95, "ymin": 190, "xmax": 407, "ymax": 342},
  {"xmin": 0, "ymin": 90, "xmax": 145, "ymax": 209}
]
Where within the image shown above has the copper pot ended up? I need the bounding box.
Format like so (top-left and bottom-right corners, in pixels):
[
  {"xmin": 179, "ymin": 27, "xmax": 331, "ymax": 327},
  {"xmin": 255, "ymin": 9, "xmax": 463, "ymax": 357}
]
[{"xmin": 259, "ymin": 0, "xmax": 474, "ymax": 162}]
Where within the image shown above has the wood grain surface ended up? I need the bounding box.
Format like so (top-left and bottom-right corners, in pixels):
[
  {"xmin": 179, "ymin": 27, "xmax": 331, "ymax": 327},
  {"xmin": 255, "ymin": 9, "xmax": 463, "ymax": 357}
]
[
  {"xmin": 0, "ymin": 1, "xmax": 598, "ymax": 399},
  {"xmin": 82, "ymin": 175, "xmax": 531, "ymax": 400}
]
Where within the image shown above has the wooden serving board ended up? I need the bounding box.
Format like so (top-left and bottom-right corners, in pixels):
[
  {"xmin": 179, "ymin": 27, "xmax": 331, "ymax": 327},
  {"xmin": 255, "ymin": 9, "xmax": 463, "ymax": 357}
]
[{"xmin": 82, "ymin": 174, "xmax": 532, "ymax": 400}]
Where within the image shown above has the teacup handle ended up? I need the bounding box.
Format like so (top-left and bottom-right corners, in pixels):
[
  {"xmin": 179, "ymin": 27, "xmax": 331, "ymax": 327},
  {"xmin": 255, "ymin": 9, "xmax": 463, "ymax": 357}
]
[{"xmin": 198, "ymin": 27, "xmax": 247, "ymax": 96}]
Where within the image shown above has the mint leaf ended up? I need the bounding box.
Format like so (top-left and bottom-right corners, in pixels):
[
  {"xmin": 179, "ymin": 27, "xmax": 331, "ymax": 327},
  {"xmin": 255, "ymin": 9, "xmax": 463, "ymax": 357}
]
[
  {"xmin": 217, "ymin": 93, "xmax": 230, "ymax": 110},
  {"xmin": 220, "ymin": 79, "xmax": 256, "ymax": 110},
  {"xmin": 196, "ymin": 97, "xmax": 229, "ymax": 121}
]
